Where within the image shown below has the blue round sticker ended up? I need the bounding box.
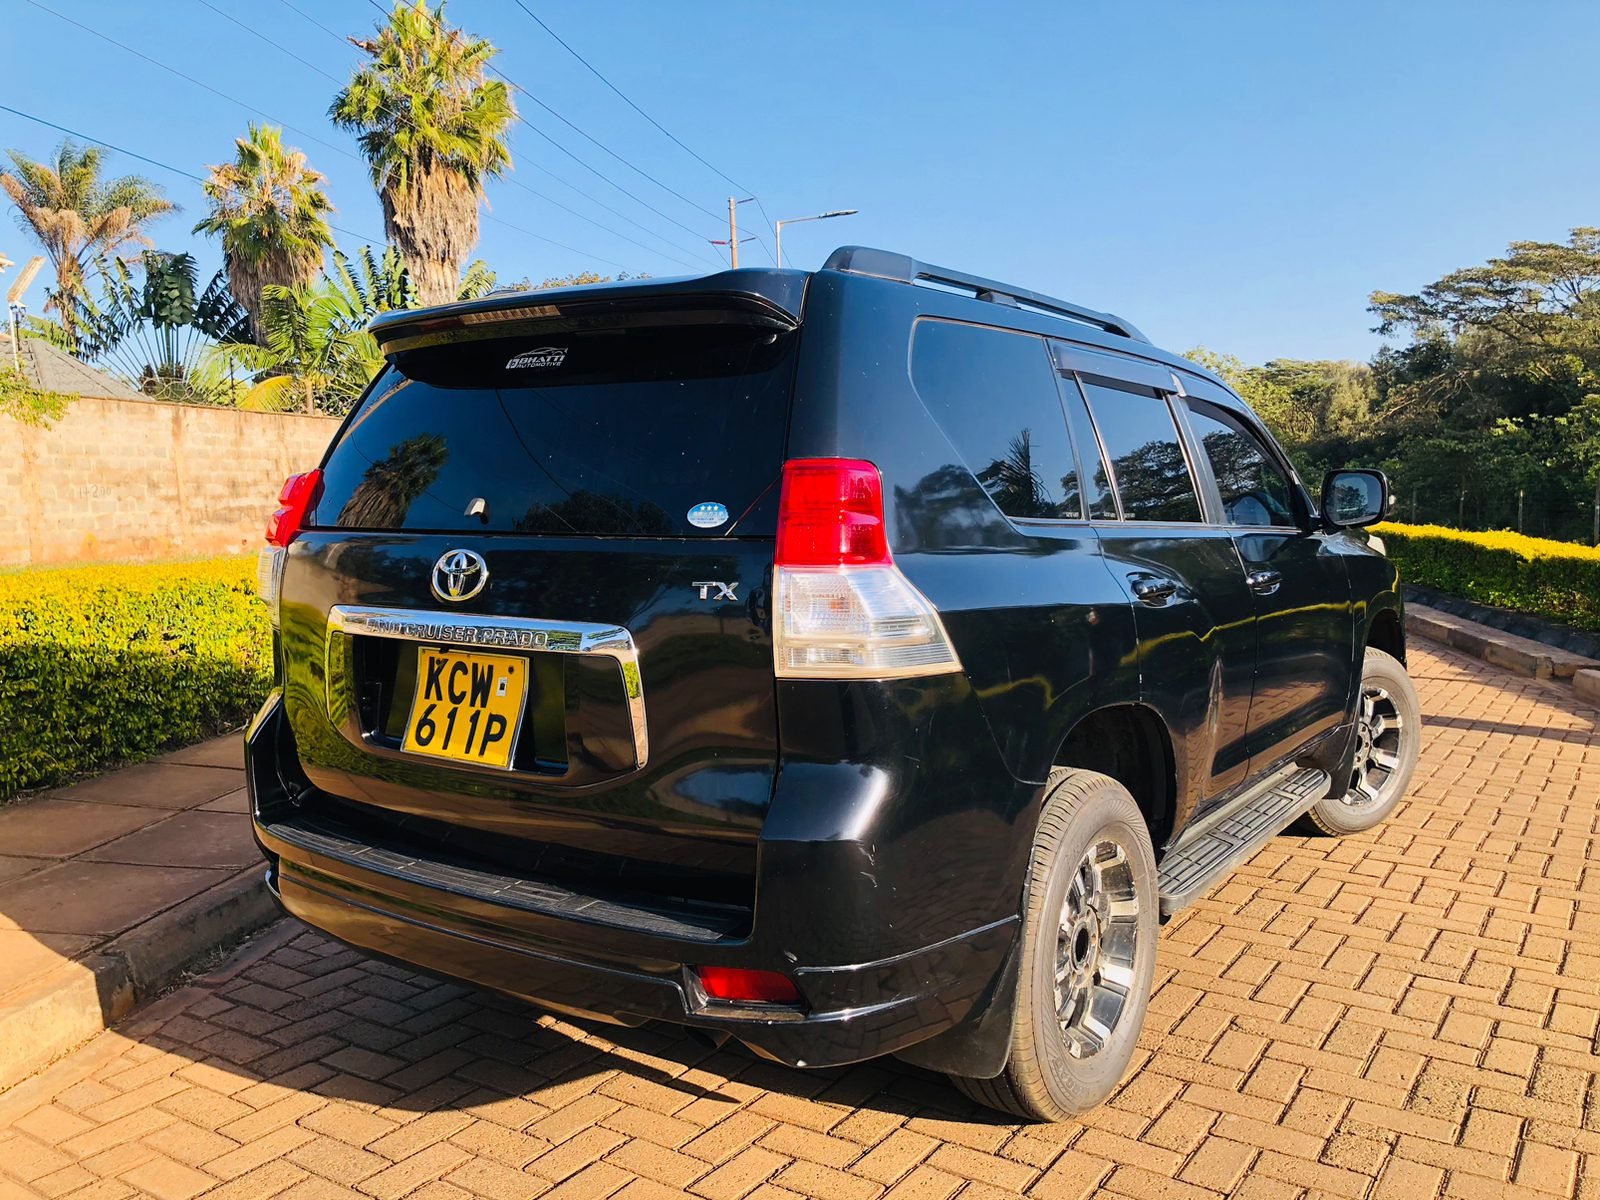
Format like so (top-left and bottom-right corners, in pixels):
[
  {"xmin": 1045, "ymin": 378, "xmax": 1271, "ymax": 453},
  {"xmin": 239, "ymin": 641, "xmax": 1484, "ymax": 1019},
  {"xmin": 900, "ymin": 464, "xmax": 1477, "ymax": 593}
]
[{"xmin": 687, "ymin": 501, "xmax": 730, "ymax": 529}]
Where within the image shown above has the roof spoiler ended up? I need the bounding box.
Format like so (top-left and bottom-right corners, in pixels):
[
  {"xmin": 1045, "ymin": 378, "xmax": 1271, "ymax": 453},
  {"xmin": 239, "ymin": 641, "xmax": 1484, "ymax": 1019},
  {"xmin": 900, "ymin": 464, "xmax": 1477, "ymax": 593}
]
[{"xmin": 821, "ymin": 245, "xmax": 1149, "ymax": 343}]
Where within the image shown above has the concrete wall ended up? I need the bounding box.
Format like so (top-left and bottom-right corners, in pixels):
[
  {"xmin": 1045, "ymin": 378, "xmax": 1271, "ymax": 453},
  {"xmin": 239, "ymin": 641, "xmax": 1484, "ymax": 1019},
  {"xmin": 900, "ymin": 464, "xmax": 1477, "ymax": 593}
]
[{"xmin": 1, "ymin": 394, "xmax": 341, "ymax": 569}]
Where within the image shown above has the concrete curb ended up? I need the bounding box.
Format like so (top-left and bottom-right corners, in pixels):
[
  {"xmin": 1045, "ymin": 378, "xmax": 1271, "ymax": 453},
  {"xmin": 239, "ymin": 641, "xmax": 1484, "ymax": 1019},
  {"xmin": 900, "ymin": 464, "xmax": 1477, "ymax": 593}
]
[
  {"xmin": 0, "ymin": 868, "xmax": 279, "ymax": 1090},
  {"xmin": 1576, "ymin": 669, "xmax": 1600, "ymax": 705},
  {"xmin": 1407, "ymin": 603, "xmax": 1600, "ymax": 694}
]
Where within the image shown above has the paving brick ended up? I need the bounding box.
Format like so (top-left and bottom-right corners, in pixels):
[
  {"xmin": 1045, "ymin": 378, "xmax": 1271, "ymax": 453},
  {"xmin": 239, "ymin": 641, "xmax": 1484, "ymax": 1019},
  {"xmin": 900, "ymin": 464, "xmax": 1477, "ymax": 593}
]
[
  {"xmin": 1, "ymin": 643, "xmax": 1596, "ymax": 1200},
  {"xmin": 357, "ymin": 1142, "xmax": 473, "ymax": 1200},
  {"xmin": 118, "ymin": 1155, "xmax": 218, "ymax": 1200},
  {"xmin": 689, "ymin": 1146, "xmax": 789, "ymax": 1200}
]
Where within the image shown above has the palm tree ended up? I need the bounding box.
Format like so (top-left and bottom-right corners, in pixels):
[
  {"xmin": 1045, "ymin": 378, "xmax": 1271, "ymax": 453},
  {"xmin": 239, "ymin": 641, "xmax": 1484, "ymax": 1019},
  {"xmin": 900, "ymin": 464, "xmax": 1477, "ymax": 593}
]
[
  {"xmin": 193, "ymin": 124, "xmax": 335, "ymax": 345},
  {"xmin": 0, "ymin": 140, "xmax": 174, "ymax": 345},
  {"xmin": 330, "ymin": 1, "xmax": 515, "ymax": 307}
]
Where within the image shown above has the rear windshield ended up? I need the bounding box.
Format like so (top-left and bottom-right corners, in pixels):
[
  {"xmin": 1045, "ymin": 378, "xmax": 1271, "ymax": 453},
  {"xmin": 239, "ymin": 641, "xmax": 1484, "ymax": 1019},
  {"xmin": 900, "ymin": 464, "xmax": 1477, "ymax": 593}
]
[{"xmin": 315, "ymin": 322, "xmax": 796, "ymax": 537}]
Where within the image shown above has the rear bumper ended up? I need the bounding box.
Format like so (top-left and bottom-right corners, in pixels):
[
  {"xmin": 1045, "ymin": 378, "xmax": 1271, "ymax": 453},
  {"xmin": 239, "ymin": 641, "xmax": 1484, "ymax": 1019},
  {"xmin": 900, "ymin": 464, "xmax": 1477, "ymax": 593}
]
[{"xmin": 247, "ymin": 692, "xmax": 1024, "ymax": 1069}]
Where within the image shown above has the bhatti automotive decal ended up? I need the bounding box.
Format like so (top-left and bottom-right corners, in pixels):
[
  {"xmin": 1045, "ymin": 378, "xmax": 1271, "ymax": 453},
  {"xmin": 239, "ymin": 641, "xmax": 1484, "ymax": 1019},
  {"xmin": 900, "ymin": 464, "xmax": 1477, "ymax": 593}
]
[{"xmin": 506, "ymin": 346, "xmax": 568, "ymax": 369}]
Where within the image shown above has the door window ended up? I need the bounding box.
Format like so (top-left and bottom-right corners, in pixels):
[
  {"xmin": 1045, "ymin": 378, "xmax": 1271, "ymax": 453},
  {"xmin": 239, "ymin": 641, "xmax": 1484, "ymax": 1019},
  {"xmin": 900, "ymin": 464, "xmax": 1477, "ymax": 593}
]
[
  {"xmin": 1078, "ymin": 382, "xmax": 1204, "ymax": 522},
  {"xmin": 910, "ymin": 320, "xmax": 1082, "ymax": 520},
  {"xmin": 1184, "ymin": 400, "xmax": 1298, "ymax": 528},
  {"xmin": 1059, "ymin": 379, "xmax": 1117, "ymax": 520}
]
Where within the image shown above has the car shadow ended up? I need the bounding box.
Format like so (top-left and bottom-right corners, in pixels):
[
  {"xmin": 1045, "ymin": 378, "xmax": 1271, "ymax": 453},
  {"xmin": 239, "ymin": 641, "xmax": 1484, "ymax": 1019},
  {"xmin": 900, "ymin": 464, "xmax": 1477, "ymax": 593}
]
[{"xmin": 101, "ymin": 919, "xmax": 1023, "ymax": 1131}]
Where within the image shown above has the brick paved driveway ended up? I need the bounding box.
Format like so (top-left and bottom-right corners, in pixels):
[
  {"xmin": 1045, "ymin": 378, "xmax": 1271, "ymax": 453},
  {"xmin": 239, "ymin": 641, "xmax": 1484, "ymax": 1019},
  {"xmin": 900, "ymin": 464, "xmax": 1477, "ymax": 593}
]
[{"xmin": 2, "ymin": 642, "xmax": 1597, "ymax": 1200}]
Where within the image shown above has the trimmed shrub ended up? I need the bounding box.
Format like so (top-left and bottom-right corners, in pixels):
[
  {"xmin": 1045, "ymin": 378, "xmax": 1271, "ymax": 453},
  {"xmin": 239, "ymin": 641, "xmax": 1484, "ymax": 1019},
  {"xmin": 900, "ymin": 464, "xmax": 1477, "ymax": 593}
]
[
  {"xmin": 0, "ymin": 556, "xmax": 270, "ymax": 801},
  {"xmin": 1375, "ymin": 522, "xmax": 1600, "ymax": 632}
]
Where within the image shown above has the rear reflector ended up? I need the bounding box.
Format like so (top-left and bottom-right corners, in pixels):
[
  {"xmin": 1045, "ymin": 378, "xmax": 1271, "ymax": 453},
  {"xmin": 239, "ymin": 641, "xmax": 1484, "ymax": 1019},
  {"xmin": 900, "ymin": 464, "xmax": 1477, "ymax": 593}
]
[
  {"xmin": 773, "ymin": 458, "xmax": 962, "ymax": 680},
  {"xmin": 266, "ymin": 469, "xmax": 323, "ymax": 547},
  {"xmin": 256, "ymin": 545, "xmax": 285, "ymax": 623},
  {"xmin": 697, "ymin": 966, "xmax": 801, "ymax": 1005}
]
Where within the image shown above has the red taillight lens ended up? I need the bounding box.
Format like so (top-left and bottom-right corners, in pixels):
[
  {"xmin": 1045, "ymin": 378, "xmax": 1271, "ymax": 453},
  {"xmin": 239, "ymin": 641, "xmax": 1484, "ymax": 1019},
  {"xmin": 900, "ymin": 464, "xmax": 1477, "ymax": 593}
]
[
  {"xmin": 266, "ymin": 469, "xmax": 323, "ymax": 547},
  {"xmin": 697, "ymin": 966, "xmax": 801, "ymax": 1004},
  {"xmin": 774, "ymin": 458, "xmax": 890, "ymax": 567}
]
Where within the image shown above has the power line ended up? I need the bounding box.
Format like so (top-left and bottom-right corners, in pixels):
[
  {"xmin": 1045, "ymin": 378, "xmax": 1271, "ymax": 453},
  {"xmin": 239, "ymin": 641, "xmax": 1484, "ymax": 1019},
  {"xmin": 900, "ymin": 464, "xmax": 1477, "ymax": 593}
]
[
  {"xmin": 12, "ymin": 6, "xmax": 649, "ymax": 272},
  {"xmin": 0, "ymin": 104, "xmax": 629, "ymax": 273},
  {"xmin": 282, "ymin": 0, "xmax": 719, "ymax": 267},
  {"xmin": 195, "ymin": 0, "xmax": 343, "ymax": 86},
  {"xmin": 510, "ymin": 2, "xmax": 779, "ymax": 264},
  {"xmin": 24, "ymin": 0, "xmax": 358, "ymax": 168},
  {"xmin": 0, "ymin": 103, "xmax": 386, "ymax": 249},
  {"xmin": 511, "ymin": 2, "xmax": 754, "ymax": 201},
  {"xmin": 358, "ymin": 0, "xmax": 726, "ymax": 236}
]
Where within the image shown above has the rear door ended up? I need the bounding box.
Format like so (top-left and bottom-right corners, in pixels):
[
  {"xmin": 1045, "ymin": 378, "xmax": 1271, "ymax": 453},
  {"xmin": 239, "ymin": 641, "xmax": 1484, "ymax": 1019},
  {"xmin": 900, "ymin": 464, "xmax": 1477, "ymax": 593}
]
[
  {"xmin": 1058, "ymin": 349, "xmax": 1259, "ymax": 814},
  {"xmin": 1178, "ymin": 388, "xmax": 1354, "ymax": 775},
  {"xmin": 277, "ymin": 307, "xmax": 799, "ymax": 911}
]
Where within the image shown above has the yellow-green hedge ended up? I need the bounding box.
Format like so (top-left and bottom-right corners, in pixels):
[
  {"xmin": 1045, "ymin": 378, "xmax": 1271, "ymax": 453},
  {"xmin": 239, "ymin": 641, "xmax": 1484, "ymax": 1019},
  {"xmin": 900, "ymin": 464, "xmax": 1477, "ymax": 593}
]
[
  {"xmin": 1375, "ymin": 522, "xmax": 1600, "ymax": 632},
  {"xmin": 0, "ymin": 557, "xmax": 271, "ymax": 801}
]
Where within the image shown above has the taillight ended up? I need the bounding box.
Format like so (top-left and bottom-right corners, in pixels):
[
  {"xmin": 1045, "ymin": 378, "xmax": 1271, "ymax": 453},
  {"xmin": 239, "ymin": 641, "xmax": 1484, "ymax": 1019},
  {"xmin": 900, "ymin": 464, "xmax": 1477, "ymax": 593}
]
[
  {"xmin": 774, "ymin": 458, "xmax": 890, "ymax": 566},
  {"xmin": 696, "ymin": 966, "xmax": 801, "ymax": 1005},
  {"xmin": 259, "ymin": 470, "xmax": 321, "ymax": 626},
  {"xmin": 266, "ymin": 470, "xmax": 322, "ymax": 547},
  {"xmin": 772, "ymin": 458, "xmax": 962, "ymax": 680}
]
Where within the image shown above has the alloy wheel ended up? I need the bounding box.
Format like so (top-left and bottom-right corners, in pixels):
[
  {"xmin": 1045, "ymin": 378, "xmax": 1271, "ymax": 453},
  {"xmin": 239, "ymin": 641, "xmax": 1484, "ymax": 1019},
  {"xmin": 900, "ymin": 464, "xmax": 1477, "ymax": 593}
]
[
  {"xmin": 1345, "ymin": 683, "xmax": 1407, "ymax": 809},
  {"xmin": 1055, "ymin": 838, "xmax": 1141, "ymax": 1059}
]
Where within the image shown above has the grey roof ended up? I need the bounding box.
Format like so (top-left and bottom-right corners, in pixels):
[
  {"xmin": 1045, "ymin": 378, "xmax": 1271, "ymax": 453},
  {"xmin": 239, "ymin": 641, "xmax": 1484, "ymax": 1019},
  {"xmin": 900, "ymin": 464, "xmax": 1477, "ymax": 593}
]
[{"xmin": 0, "ymin": 333, "xmax": 145, "ymax": 400}]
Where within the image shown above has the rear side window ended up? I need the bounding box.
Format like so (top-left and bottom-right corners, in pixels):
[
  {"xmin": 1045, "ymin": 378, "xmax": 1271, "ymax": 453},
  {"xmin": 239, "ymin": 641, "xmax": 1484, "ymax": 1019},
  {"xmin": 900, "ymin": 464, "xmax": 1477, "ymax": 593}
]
[
  {"xmin": 1184, "ymin": 400, "xmax": 1298, "ymax": 528},
  {"xmin": 1078, "ymin": 382, "xmax": 1204, "ymax": 522},
  {"xmin": 316, "ymin": 323, "xmax": 796, "ymax": 537},
  {"xmin": 910, "ymin": 320, "xmax": 1081, "ymax": 520}
]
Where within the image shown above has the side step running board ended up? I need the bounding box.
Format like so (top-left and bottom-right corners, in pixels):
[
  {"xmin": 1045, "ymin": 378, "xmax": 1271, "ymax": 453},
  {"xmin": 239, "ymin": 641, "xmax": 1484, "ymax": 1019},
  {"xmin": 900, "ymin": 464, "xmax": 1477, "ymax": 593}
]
[{"xmin": 1157, "ymin": 766, "xmax": 1331, "ymax": 917}]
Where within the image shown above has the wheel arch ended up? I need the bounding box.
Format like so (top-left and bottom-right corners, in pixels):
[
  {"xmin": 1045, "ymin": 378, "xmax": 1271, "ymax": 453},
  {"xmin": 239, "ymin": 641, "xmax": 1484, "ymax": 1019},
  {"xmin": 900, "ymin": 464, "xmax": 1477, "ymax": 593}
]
[
  {"xmin": 1366, "ymin": 604, "xmax": 1406, "ymax": 664},
  {"xmin": 1051, "ymin": 702, "xmax": 1178, "ymax": 852}
]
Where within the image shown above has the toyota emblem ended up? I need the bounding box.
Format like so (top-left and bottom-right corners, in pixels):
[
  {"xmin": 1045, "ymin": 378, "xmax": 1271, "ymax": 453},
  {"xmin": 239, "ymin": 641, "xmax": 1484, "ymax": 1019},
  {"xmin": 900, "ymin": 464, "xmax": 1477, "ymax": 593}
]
[{"xmin": 431, "ymin": 549, "xmax": 488, "ymax": 602}]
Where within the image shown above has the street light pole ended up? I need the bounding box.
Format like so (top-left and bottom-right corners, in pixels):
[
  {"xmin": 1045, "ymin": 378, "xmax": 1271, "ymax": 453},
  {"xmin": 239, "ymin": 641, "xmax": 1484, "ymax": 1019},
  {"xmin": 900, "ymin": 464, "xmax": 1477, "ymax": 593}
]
[{"xmin": 774, "ymin": 209, "xmax": 859, "ymax": 268}]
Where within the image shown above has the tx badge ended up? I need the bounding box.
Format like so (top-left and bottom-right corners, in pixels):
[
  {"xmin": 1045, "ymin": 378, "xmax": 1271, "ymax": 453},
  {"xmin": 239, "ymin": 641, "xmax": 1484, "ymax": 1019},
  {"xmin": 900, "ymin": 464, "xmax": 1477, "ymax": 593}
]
[{"xmin": 692, "ymin": 581, "xmax": 739, "ymax": 601}]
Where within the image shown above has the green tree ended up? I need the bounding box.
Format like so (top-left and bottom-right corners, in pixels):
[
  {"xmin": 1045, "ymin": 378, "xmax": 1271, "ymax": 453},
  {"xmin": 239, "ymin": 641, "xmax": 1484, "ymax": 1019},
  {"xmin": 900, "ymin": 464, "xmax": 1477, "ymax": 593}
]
[
  {"xmin": 193, "ymin": 124, "xmax": 335, "ymax": 346},
  {"xmin": 330, "ymin": 1, "xmax": 515, "ymax": 307},
  {"xmin": 74, "ymin": 250, "xmax": 251, "ymax": 403},
  {"xmin": 1369, "ymin": 227, "xmax": 1600, "ymax": 542},
  {"xmin": 215, "ymin": 246, "xmax": 499, "ymax": 414},
  {"xmin": 0, "ymin": 140, "xmax": 175, "ymax": 345}
]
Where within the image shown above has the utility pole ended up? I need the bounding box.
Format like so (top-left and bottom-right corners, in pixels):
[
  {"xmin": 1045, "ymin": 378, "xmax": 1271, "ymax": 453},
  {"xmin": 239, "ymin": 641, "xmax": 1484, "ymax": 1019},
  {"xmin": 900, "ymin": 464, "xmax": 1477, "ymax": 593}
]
[{"xmin": 727, "ymin": 197, "xmax": 740, "ymax": 269}]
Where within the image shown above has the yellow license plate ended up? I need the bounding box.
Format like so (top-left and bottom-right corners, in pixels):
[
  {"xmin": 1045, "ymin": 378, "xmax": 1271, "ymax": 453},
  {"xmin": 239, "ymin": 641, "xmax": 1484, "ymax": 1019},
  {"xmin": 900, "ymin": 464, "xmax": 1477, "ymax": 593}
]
[{"xmin": 402, "ymin": 648, "xmax": 527, "ymax": 769}]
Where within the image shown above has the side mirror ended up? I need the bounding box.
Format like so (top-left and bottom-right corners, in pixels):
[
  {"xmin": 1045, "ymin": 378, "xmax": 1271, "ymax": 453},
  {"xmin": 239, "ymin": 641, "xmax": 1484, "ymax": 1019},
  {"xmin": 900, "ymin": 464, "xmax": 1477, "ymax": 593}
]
[{"xmin": 1321, "ymin": 469, "xmax": 1389, "ymax": 529}]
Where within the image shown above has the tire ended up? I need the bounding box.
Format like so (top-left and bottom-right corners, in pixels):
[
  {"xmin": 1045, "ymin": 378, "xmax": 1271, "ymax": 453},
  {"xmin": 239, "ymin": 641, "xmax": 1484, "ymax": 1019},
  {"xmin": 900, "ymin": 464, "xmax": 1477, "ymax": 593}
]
[
  {"xmin": 1303, "ymin": 647, "xmax": 1421, "ymax": 836},
  {"xmin": 950, "ymin": 768, "xmax": 1159, "ymax": 1121}
]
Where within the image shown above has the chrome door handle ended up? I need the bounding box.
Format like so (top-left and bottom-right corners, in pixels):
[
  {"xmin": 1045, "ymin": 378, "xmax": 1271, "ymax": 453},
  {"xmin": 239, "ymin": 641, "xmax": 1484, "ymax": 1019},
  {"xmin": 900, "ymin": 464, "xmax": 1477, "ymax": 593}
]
[
  {"xmin": 1130, "ymin": 576, "xmax": 1179, "ymax": 605},
  {"xmin": 1247, "ymin": 569, "xmax": 1282, "ymax": 595}
]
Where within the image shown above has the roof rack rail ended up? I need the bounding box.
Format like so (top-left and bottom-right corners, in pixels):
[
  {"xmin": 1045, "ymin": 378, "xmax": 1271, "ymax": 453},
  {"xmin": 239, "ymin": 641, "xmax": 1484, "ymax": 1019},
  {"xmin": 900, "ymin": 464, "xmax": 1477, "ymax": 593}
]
[{"xmin": 820, "ymin": 245, "xmax": 1149, "ymax": 343}]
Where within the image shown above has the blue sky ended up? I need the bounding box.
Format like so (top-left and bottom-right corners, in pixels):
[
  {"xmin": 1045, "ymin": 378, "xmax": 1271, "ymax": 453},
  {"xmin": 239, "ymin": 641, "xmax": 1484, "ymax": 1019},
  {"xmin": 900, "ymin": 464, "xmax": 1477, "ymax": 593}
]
[{"xmin": 3, "ymin": 1, "xmax": 1597, "ymax": 363}]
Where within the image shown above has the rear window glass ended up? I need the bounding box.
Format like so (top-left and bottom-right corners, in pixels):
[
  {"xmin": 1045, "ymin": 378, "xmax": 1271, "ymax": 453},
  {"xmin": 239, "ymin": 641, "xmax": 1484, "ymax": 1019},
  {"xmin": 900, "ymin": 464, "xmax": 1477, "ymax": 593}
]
[
  {"xmin": 910, "ymin": 320, "xmax": 1081, "ymax": 520},
  {"xmin": 315, "ymin": 323, "xmax": 796, "ymax": 536}
]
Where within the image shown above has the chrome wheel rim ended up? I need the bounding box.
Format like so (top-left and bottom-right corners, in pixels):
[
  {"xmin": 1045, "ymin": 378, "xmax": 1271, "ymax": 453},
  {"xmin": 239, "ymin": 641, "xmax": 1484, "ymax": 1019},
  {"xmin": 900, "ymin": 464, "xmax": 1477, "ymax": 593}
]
[
  {"xmin": 1344, "ymin": 683, "xmax": 1406, "ymax": 809},
  {"xmin": 1055, "ymin": 838, "xmax": 1140, "ymax": 1059}
]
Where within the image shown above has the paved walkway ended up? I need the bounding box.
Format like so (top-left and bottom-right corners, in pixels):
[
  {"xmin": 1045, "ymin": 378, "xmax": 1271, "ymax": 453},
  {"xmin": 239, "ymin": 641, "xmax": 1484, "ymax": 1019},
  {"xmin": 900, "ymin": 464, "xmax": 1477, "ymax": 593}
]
[
  {"xmin": 0, "ymin": 738, "xmax": 255, "ymax": 1004},
  {"xmin": 0, "ymin": 642, "xmax": 1596, "ymax": 1200}
]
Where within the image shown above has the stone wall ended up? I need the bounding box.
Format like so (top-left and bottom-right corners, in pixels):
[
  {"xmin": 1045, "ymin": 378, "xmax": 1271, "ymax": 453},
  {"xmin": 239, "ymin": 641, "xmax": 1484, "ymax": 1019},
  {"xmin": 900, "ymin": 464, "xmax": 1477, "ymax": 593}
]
[{"xmin": 1, "ymin": 394, "xmax": 341, "ymax": 569}]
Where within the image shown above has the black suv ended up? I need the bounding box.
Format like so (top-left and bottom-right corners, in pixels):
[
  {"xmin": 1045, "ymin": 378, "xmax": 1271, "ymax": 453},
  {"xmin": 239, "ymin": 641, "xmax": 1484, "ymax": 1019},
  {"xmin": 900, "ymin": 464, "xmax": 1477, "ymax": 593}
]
[{"xmin": 248, "ymin": 246, "xmax": 1420, "ymax": 1120}]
